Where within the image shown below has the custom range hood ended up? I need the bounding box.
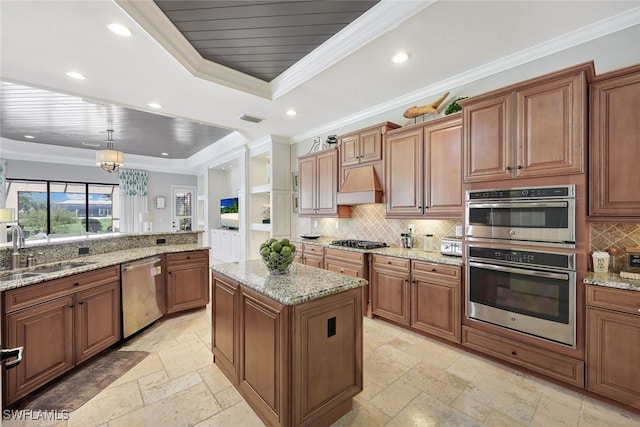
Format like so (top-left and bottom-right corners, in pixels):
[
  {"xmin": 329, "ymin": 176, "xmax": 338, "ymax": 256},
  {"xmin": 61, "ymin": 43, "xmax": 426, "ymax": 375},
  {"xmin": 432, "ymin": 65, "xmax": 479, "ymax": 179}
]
[{"xmin": 336, "ymin": 165, "xmax": 383, "ymax": 205}]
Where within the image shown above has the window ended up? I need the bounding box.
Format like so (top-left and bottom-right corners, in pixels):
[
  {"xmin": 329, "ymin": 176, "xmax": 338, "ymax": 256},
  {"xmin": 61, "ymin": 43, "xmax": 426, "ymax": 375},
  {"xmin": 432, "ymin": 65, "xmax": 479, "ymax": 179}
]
[{"xmin": 5, "ymin": 179, "xmax": 119, "ymax": 238}]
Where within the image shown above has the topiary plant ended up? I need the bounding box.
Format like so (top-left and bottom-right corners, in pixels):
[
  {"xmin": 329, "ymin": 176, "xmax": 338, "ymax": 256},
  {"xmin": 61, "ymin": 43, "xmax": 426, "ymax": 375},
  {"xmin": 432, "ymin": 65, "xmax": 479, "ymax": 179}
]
[{"xmin": 444, "ymin": 97, "xmax": 468, "ymax": 115}]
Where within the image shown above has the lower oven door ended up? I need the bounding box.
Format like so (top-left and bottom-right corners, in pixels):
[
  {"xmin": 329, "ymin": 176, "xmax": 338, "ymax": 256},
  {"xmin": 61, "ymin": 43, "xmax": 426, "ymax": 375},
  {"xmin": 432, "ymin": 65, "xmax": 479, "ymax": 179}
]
[{"xmin": 466, "ymin": 261, "xmax": 576, "ymax": 347}]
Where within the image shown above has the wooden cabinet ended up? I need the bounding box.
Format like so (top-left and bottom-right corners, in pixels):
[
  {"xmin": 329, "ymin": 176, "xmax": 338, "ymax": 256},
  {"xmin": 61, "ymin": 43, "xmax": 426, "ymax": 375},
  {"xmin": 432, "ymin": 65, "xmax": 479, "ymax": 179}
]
[
  {"xmin": 298, "ymin": 148, "xmax": 351, "ymax": 218},
  {"xmin": 462, "ymin": 326, "xmax": 584, "ymax": 387},
  {"xmin": 3, "ymin": 266, "xmax": 121, "ymax": 405},
  {"xmin": 462, "ymin": 62, "xmax": 592, "ymax": 182},
  {"xmin": 212, "ymin": 273, "xmax": 240, "ymax": 384},
  {"xmin": 338, "ymin": 122, "xmax": 399, "ymax": 191},
  {"xmin": 589, "ymin": 64, "xmax": 640, "ymax": 219},
  {"xmin": 411, "ymin": 261, "xmax": 461, "ymax": 343},
  {"xmin": 586, "ymin": 285, "xmax": 640, "ymax": 408},
  {"xmin": 211, "ymin": 273, "xmax": 362, "ymax": 426},
  {"xmin": 165, "ymin": 250, "xmax": 210, "ymax": 314},
  {"xmin": 324, "ymin": 247, "xmax": 369, "ymax": 316},
  {"xmin": 385, "ymin": 114, "xmax": 463, "ymax": 218},
  {"xmin": 370, "ymin": 255, "xmax": 411, "ymax": 325},
  {"xmin": 296, "ymin": 243, "xmax": 324, "ymax": 268}
]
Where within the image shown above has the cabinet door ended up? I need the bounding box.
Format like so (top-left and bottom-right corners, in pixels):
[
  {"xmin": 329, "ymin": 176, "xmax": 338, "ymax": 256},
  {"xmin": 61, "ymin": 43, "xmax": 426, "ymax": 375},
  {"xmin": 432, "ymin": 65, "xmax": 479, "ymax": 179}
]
[
  {"xmin": 515, "ymin": 72, "xmax": 585, "ymax": 178},
  {"xmin": 339, "ymin": 134, "xmax": 360, "ymax": 167},
  {"xmin": 385, "ymin": 127, "xmax": 423, "ymax": 216},
  {"xmin": 4, "ymin": 296, "xmax": 74, "ymax": 405},
  {"xmin": 590, "ymin": 69, "xmax": 640, "ymax": 217},
  {"xmin": 463, "ymin": 92, "xmax": 513, "ymax": 182},
  {"xmin": 166, "ymin": 261, "xmax": 209, "ymax": 313},
  {"xmin": 298, "ymin": 155, "xmax": 317, "ymax": 215},
  {"xmin": 587, "ymin": 307, "xmax": 640, "ymax": 409},
  {"xmin": 212, "ymin": 274, "xmax": 240, "ymax": 384},
  {"xmin": 371, "ymin": 265, "xmax": 410, "ymax": 325},
  {"xmin": 359, "ymin": 128, "xmax": 382, "ymax": 163},
  {"xmin": 316, "ymin": 149, "xmax": 339, "ymax": 215},
  {"xmin": 411, "ymin": 274, "xmax": 460, "ymax": 343},
  {"xmin": 238, "ymin": 287, "xmax": 288, "ymax": 426},
  {"xmin": 75, "ymin": 281, "xmax": 121, "ymax": 364},
  {"xmin": 424, "ymin": 116, "xmax": 463, "ymax": 217},
  {"xmin": 304, "ymin": 253, "xmax": 324, "ymax": 269}
]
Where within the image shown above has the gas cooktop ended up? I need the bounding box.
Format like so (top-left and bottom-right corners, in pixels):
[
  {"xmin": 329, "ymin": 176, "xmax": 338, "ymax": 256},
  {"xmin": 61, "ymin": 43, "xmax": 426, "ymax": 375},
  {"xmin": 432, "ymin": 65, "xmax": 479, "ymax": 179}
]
[{"xmin": 330, "ymin": 240, "xmax": 388, "ymax": 249}]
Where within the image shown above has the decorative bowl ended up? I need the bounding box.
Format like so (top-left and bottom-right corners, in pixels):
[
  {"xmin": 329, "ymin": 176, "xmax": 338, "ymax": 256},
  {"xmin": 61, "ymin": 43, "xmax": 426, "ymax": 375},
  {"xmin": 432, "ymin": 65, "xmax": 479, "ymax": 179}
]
[{"xmin": 261, "ymin": 250, "xmax": 295, "ymax": 275}]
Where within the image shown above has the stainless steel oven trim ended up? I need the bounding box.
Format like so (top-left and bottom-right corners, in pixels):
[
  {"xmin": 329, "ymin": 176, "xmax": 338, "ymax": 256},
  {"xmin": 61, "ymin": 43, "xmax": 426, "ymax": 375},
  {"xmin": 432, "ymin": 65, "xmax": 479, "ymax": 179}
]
[
  {"xmin": 467, "ymin": 245, "xmax": 576, "ymax": 270},
  {"xmin": 465, "ymin": 236, "xmax": 576, "ymax": 249},
  {"xmin": 465, "ymin": 184, "xmax": 576, "ymax": 201},
  {"xmin": 465, "ymin": 198, "xmax": 576, "ymax": 246},
  {"xmin": 468, "ymin": 201, "xmax": 569, "ymax": 209},
  {"xmin": 465, "ymin": 258, "xmax": 577, "ymax": 348},
  {"xmin": 468, "ymin": 261, "xmax": 570, "ymax": 280}
]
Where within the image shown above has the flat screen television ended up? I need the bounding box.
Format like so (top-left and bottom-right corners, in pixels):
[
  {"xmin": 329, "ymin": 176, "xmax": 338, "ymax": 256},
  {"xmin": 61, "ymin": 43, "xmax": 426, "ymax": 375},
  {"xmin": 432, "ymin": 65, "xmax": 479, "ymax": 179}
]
[{"xmin": 220, "ymin": 197, "xmax": 239, "ymax": 229}]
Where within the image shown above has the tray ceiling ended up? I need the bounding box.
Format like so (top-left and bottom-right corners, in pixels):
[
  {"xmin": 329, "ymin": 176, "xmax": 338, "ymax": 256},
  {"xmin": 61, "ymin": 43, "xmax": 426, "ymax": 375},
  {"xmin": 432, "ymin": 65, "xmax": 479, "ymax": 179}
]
[{"xmin": 154, "ymin": 0, "xmax": 379, "ymax": 82}]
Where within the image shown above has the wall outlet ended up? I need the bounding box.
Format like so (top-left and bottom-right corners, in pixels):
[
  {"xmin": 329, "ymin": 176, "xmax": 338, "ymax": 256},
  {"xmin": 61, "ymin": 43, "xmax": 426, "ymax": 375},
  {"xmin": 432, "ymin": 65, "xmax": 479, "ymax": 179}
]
[
  {"xmin": 78, "ymin": 247, "xmax": 90, "ymax": 255},
  {"xmin": 156, "ymin": 238, "xmax": 166, "ymax": 245},
  {"xmin": 455, "ymin": 225, "xmax": 462, "ymax": 237},
  {"xmin": 408, "ymin": 224, "xmax": 415, "ymax": 235}
]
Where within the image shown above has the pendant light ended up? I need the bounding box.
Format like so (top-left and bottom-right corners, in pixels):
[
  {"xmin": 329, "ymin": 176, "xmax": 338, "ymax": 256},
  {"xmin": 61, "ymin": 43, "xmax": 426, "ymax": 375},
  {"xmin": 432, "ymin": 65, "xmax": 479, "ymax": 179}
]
[{"xmin": 96, "ymin": 129, "xmax": 124, "ymax": 173}]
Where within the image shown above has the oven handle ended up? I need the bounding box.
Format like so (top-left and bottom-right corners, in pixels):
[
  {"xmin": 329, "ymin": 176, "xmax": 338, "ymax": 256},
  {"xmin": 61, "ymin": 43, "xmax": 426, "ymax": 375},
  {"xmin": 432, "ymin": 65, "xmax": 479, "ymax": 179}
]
[
  {"xmin": 468, "ymin": 261, "xmax": 570, "ymax": 281},
  {"xmin": 467, "ymin": 201, "xmax": 568, "ymax": 209}
]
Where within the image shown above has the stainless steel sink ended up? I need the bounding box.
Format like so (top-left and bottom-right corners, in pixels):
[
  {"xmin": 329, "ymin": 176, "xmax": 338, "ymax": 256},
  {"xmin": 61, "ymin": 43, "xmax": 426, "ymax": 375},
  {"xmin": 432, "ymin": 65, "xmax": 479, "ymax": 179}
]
[{"xmin": 32, "ymin": 261, "xmax": 95, "ymax": 273}]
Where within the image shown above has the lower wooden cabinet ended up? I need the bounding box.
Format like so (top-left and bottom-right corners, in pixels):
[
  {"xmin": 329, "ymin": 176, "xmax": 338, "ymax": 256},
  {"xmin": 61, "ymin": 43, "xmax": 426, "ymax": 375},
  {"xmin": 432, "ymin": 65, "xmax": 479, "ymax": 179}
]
[
  {"xmin": 462, "ymin": 326, "xmax": 584, "ymax": 387},
  {"xmin": 297, "ymin": 243, "xmax": 324, "ymax": 268},
  {"xmin": 212, "ymin": 273, "xmax": 362, "ymax": 427},
  {"xmin": 411, "ymin": 261, "xmax": 461, "ymax": 343},
  {"xmin": 3, "ymin": 267, "xmax": 121, "ymax": 406},
  {"xmin": 586, "ymin": 285, "xmax": 640, "ymax": 409},
  {"xmin": 370, "ymin": 255, "xmax": 411, "ymax": 325},
  {"xmin": 324, "ymin": 248, "xmax": 369, "ymax": 316},
  {"xmin": 166, "ymin": 250, "xmax": 210, "ymax": 313}
]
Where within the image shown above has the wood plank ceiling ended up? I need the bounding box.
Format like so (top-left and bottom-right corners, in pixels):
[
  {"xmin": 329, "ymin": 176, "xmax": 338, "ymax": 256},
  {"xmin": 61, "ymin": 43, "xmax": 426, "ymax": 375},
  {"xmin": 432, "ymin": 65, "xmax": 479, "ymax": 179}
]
[{"xmin": 154, "ymin": 0, "xmax": 380, "ymax": 81}]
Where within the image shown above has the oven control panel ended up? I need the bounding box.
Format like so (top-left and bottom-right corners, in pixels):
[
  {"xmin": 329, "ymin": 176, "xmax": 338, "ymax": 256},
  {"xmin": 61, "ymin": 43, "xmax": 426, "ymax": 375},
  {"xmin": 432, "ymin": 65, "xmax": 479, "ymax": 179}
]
[{"xmin": 469, "ymin": 246, "xmax": 574, "ymax": 270}]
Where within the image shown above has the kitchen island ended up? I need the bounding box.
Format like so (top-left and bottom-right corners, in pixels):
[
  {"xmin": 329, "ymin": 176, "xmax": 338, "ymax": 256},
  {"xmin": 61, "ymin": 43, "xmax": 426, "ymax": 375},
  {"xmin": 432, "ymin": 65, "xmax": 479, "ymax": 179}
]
[{"xmin": 211, "ymin": 260, "xmax": 367, "ymax": 427}]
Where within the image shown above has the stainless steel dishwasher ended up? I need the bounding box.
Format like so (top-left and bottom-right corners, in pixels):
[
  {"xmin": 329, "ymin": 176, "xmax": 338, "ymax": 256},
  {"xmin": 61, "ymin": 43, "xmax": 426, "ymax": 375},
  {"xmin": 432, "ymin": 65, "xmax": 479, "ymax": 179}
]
[{"xmin": 121, "ymin": 256, "xmax": 164, "ymax": 338}]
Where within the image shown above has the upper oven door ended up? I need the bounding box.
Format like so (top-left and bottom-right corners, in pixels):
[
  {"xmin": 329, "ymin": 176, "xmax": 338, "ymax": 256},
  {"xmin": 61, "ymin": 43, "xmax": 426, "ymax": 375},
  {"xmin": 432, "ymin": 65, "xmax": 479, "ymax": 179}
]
[{"xmin": 465, "ymin": 199, "xmax": 575, "ymax": 246}]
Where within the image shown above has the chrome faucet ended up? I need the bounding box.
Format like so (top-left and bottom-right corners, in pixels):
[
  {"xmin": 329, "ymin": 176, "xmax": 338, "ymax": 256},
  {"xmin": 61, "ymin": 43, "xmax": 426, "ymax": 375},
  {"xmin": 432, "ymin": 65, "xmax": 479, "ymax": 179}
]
[{"xmin": 10, "ymin": 224, "xmax": 25, "ymax": 270}]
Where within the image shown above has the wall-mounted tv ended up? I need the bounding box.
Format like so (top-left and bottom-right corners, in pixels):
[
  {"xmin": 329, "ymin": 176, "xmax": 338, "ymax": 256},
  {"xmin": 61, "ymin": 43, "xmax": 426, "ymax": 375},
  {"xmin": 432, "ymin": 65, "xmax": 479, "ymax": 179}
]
[{"xmin": 220, "ymin": 197, "xmax": 239, "ymax": 229}]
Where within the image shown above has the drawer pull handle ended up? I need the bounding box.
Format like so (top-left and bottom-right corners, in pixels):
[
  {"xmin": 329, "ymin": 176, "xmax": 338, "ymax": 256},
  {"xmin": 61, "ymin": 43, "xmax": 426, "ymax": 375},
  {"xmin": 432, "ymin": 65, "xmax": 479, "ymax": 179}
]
[
  {"xmin": 387, "ymin": 261, "xmax": 391, "ymax": 264},
  {"xmin": 73, "ymin": 282, "xmax": 80, "ymax": 286},
  {"xmin": 431, "ymin": 268, "xmax": 436, "ymax": 272},
  {"xmin": 511, "ymin": 350, "xmax": 517, "ymax": 356}
]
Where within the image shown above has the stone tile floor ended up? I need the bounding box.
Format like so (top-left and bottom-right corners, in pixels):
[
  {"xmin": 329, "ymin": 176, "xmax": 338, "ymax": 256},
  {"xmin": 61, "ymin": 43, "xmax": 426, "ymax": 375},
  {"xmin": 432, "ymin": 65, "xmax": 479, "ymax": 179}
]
[{"xmin": 4, "ymin": 305, "xmax": 640, "ymax": 426}]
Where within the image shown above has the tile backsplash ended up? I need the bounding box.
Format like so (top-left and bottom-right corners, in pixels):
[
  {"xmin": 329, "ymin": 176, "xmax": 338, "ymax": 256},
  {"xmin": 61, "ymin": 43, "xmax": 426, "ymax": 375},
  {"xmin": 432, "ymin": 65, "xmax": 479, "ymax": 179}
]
[
  {"xmin": 590, "ymin": 223, "xmax": 640, "ymax": 272},
  {"xmin": 309, "ymin": 204, "xmax": 461, "ymax": 249}
]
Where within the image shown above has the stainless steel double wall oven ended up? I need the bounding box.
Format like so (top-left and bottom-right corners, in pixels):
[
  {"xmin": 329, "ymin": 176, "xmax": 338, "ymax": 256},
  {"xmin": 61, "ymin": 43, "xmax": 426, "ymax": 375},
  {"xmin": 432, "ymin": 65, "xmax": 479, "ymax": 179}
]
[{"xmin": 465, "ymin": 185, "xmax": 578, "ymax": 347}]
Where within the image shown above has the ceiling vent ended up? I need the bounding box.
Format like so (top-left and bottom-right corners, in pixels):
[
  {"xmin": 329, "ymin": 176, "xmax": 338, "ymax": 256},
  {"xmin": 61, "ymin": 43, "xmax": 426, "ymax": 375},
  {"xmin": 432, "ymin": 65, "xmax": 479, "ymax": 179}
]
[{"xmin": 239, "ymin": 114, "xmax": 263, "ymax": 124}]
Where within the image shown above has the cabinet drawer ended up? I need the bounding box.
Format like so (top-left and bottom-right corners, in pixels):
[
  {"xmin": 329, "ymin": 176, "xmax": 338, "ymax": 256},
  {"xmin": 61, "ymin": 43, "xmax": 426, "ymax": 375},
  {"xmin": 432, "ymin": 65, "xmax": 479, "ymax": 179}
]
[
  {"xmin": 303, "ymin": 244, "xmax": 324, "ymax": 255},
  {"xmin": 166, "ymin": 250, "xmax": 208, "ymax": 266},
  {"xmin": 324, "ymin": 248, "xmax": 365, "ymax": 263},
  {"xmin": 371, "ymin": 255, "xmax": 410, "ymax": 271},
  {"xmin": 4, "ymin": 266, "xmax": 120, "ymax": 313},
  {"xmin": 586, "ymin": 285, "xmax": 640, "ymax": 315},
  {"xmin": 412, "ymin": 260, "xmax": 460, "ymax": 281},
  {"xmin": 462, "ymin": 326, "xmax": 584, "ymax": 387}
]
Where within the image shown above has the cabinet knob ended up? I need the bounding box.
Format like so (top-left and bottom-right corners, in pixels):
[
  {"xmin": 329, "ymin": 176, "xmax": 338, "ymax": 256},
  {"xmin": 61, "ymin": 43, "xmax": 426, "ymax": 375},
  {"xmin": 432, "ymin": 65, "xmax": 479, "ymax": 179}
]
[
  {"xmin": 418, "ymin": 207, "xmax": 421, "ymax": 210},
  {"xmin": 78, "ymin": 301, "xmax": 84, "ymax": 305},
  {"xmin": 511, "ymin": 350, "xmax": 517, "ymax": 356},
  {"xmin": 431, "ymin": 268, "xmax": 436, "ymax": 272},
  {"xmin": 73, "ymin": 282, "xmax": 80, "ymax": 286},
  {"xmin": 387, "ymin": 261, "xmax": 392, "ymax": 264},
  {"xmin": 517, "ymin": 165, "xmax": 523, "ymax": 170},
  {"xmin": 506, "ymin": 166, "xmax": 512, "ymax": 171}
]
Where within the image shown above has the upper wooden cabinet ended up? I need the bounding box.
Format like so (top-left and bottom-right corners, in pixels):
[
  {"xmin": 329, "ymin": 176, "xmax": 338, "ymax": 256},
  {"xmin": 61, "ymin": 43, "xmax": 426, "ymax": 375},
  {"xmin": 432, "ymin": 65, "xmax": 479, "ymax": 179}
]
[
  {"xmin": 589, "ymin": 64, "xmax": 640, "ymax": 219},
  {"xmin": 385, "ymin": 114, "xmax": 463, "ymax": 218},
  {"xmin": 462, "ymin": 62, "xmax": 593, "ymax": 182},
  {"xmin": 298, "ymin": 148, "xmax": 351, "ymax": 218},
  {"xmin": 339, "ymin": 122, "xmax": 400, "ymax": 167}
]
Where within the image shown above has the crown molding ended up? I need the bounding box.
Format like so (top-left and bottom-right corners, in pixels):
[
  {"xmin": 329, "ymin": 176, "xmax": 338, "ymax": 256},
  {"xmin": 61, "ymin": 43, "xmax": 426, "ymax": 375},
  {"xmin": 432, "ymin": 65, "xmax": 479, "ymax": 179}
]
[
  {"xmin": 116, "ymin": 0, "xmax": 432, "ymax": 100},
  {"xmin": 115, "ymin": 0, "xmax": 271, "ymax": 99},
  {"xmin": 269, "ymin": 0, "xmax": 435, "ymax": 99},
  {"xmin": 291, "ymin": 7, "xmax": 640, "ymax": 143}
]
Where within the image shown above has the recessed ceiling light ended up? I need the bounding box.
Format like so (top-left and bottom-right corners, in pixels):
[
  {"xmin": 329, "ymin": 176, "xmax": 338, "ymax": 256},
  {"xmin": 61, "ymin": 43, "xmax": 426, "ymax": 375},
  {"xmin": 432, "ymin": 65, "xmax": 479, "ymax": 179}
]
[
  {"xmin": 108, "ymin": 23, "xmax": 132, "ymax": 37},
  {"xmin": 286, "ymin": 109, "xmax": 297, "ymax": 116},
  {"xmin": 24, "ymin": 135, "xmax": 35, "ymax": 139},
  {"xmin": 65, "ymin": 71, "xmax": 86, "ymax": 80},
  {"xmin": 392, "ymin": 52, "xmax": 409, "ymax": 64},
  {"xmin": 148, "ymin": 102, "xmax": 162, "ymax": 109},
  {"xmin": 161, "ymin": 152, "xmax": 169, "ymax": 156}
]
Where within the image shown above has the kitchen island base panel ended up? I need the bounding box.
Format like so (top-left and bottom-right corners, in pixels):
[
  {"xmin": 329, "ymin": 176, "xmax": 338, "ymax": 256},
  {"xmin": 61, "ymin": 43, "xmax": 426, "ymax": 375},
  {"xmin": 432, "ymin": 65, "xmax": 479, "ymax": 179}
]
[{"xmin": 211, "ymin": 268, "xmax": 363, "ymax": 427}]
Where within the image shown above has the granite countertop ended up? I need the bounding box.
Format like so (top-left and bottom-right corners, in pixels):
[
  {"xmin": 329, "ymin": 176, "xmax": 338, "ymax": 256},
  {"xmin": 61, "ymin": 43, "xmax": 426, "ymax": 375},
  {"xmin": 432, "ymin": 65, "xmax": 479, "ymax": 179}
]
[
  {"xmin": 211, "ymin": 260, "xmax": 368, "ymax": 306},
  {"xmin": 0, "ymin": 244, "xmax": 208, "ymax": 292},
  {"xmin": 291, "ymin": 237, "xmax": 464, "ymax": 267},
  {"xmin": 583, "ymin": 272, "xmax": 640, "ymax": 292}
]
